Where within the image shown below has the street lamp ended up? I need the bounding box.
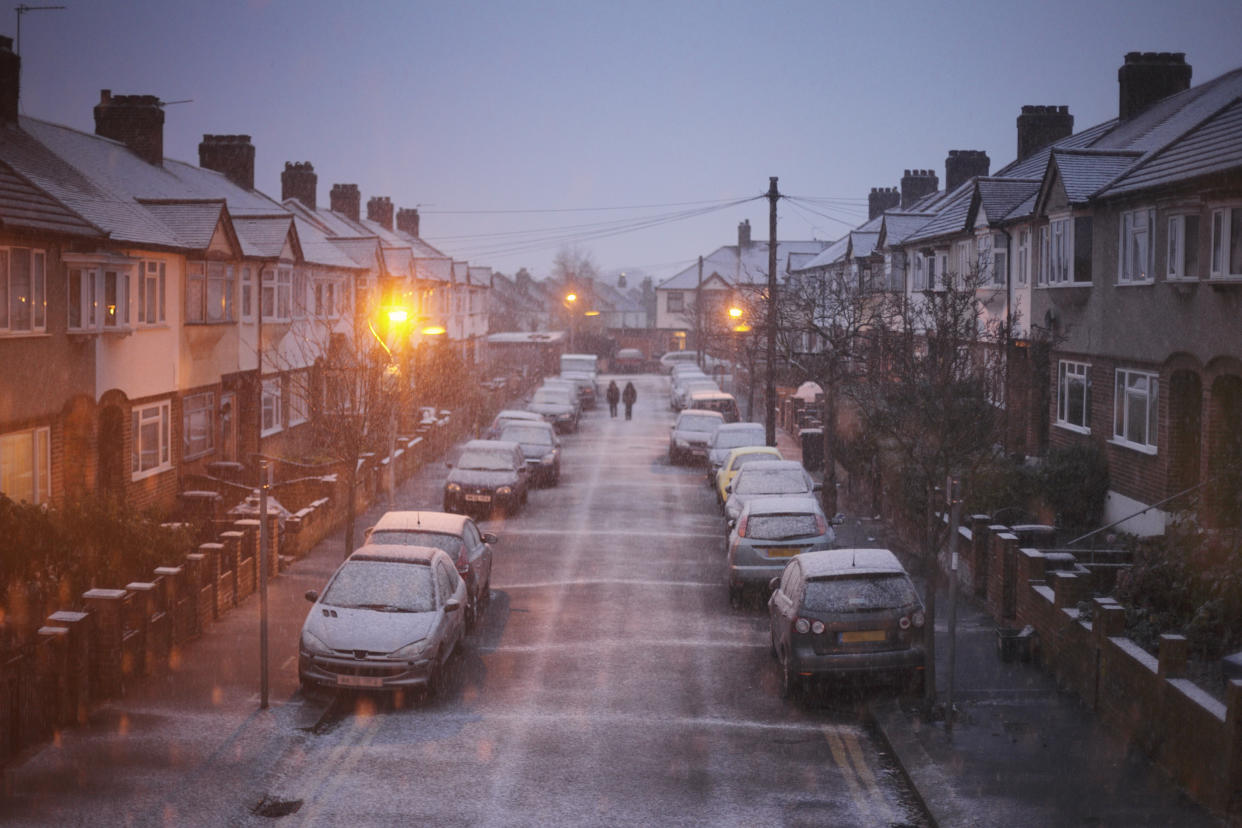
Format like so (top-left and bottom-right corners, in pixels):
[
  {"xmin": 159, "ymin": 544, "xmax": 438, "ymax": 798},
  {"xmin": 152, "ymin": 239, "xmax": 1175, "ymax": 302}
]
[
  {"xmin": 564, "ymin": 292, "xmax": 578, "ymax": 351},
  {"xmin": 371, "ymin": 303, "xmax": 412, "ymax": 505}
]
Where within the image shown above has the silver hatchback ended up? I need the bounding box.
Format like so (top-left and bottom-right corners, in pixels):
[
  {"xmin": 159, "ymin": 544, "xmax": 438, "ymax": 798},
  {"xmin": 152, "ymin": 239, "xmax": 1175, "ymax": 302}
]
[{"xmin": 726, "ymin": 495, "xmax": 839, "ymax": 608}]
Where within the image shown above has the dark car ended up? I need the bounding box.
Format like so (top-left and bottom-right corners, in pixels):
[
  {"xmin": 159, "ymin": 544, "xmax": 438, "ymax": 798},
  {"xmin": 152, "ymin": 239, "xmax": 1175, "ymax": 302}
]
[
  {"xmin": 484, "ymin": 408, "xmax": 543, "ymax": 439},
  {"xmin": 444, "ymin": 439, "xmax": 530, "ymax": 517},
  {"xmin": 768, "ymin": 548, "xmax": 925, "ymax": 699},
  {"xmin": 364, "ymin": 510, "xmax": 498, "ymax": 630},
  {"xmin": 298, "ymin": 545, "xmax": 466, "ymax": 698},
  {"xmin": 499, "ymin": 420, "xmax": 561, "ymax": 486}
]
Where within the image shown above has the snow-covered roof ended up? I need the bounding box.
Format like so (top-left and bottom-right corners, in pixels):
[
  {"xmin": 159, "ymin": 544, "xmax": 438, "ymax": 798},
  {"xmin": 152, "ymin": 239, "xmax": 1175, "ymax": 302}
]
[
  {"xmin": 0, "ymin": 159, "xmax": 101, "ymax": 237},
  {"xmin": 661, "ymin": 239, "xmax": 829, "ymax": 289}
]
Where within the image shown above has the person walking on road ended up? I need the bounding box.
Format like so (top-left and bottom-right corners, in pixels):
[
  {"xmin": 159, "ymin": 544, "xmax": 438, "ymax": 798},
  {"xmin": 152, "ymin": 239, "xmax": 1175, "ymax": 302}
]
[
  {"xmin": 606, "ymin": 380, "xmax": 620, "ymax": 418},
  {"xmin": 622, "ymin": 381, "xmax": 637, "ymax": 420}
]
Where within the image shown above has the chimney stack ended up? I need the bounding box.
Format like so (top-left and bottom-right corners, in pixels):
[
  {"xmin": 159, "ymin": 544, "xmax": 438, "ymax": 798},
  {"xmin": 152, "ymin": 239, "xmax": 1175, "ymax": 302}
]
[
  {"xmin": 868, "ymin": 187, "xmax": 899, "ymax": 220},
  {"xmin": 1016, "ymin": 105, "xmax": 1074, "ymax": 161},
  {"xmin": 367, "ymin": 196, "xmax": 393, "ymax": 231},
  {"xmin": 1119, "ymin": 52, "xmax": 1191, "ymax": 120},
  {"xmin": 0, "ymin": 36, "xmax": 18, "ymax": 126},
  {"xmin": 397, "ymin": 207, "xmax": 420, "ymax": 237},
  {"xmin": 738, "ymin": 219, "xmax": 752, "ymax": 247},
  {"xmin": 198, "ymin": 134, "xmax": 255, "ymax": 190},
  {"xmin": 900, "ymin": 169, "xmax": 939, "ymax": 209},
  {"xmin": 93, "ymin": 90, "xmax": 164, "ymax": 166},
  {"xmin": 945, "ymin": 150, "xmax": 990, "ymax": 193},
  {"xmin": 281, "ymin": 162, "xmax": 317, "ymax": 210},
  {"xmin": 330, "ymin": 183, "xmax": 360, "ymax": 223}
]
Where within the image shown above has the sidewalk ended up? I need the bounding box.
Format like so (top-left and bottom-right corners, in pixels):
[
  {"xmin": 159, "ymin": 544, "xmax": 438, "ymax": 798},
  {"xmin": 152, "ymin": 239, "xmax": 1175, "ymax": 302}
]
[{"xmin": 775, "ymin": 425, "xmax": 1223, "ymax": 827}]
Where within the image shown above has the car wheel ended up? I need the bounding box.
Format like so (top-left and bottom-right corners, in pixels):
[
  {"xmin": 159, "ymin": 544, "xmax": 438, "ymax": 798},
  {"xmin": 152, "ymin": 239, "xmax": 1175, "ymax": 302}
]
[{"xmin": 779, "ymin": 652, "xmax": 800, "ymax": 700}]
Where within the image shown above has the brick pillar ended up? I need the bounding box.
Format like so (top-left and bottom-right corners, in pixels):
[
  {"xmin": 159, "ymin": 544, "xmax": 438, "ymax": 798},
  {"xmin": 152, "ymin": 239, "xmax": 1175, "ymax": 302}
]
[
  {"xmin": 1016, "ymin": 548, "xmax": 1047, "ymax": 621},
  {"xmin": 36, "ymin": 626, "xmax": 69, "ymax": 736},
  {"xmin": 125, "ymin": 582, "xmax": 156, "ymax": 677},
  {"xmin": 1051, "ymin": 570, "xmax": 1086, "ymax": 611},
  {"xmin": 1092, "ymin": 598, "xmax": 1126, "ymax": 711},
  {"xmin": 970, "ymin": 515, "xmax": 990, "ymax": 597},
  {"xmin": 219, "ymin": 532, "xmax": 243, "ymax": 610},
  {"xmin": 154, "ymin": 565, "xmax": 189, "ymax": 645},
  {"xmin": 46, "ymin": 610, "xmax": 91, "ymax": 723},
  {"xmin": 186, "ymin": 550, "xmax": 210, "ymax": 629},
  {"xmin": 233, "ymin": 520, "xmax": 260, "ymax": 599},
  {"xmin": 83, "ymin": 588, "xmax": 127, "ymax": 699},
  {"xmin": 1157, "ymin": 634, "xmax": 1188, "ymax": 680}
]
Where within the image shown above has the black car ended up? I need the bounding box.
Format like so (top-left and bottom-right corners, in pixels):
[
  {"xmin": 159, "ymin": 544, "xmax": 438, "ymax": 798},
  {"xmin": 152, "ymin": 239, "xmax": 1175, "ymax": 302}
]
[
  {"xmin": 499, "ymin": 421, "xmax": 561, "ymax": 486},
  {"xmin": 364, "ymin": 510, "xmax": 498, "ymax": 630},
  {"xmin": 443, "ymin": 439, "xmax": 530, "ymax": 517}
]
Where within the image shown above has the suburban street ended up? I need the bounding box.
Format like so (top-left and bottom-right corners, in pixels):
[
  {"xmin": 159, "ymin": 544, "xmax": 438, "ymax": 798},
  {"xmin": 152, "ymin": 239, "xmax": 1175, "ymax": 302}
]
[{"xmin": 0, "ymin": 373, "xmax": 926, "ymax": 827}]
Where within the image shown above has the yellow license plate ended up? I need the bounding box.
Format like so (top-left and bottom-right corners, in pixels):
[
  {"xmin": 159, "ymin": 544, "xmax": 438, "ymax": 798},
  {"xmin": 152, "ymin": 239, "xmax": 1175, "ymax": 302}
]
[
  {"xmin": 840, "ymin": 630, "xmax": 887, "ymax": 643},
  {"xmin": 763, "ymin": 547, "xmax": 803, "ymax": 558}
]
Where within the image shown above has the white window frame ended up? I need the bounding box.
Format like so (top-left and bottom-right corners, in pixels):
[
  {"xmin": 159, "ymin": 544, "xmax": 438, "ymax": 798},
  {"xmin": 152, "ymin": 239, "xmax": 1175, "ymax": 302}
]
[
  {"xmin": 186, "ymin": 260, "xmax": 234, "ymax": 323},
  {"xmin": 131, "ymin": 400, "xmax": 171, "ymax": 479},
  {"xmin": 137, "ymin": 259, "xmax": 166, "ymax": 325},
  {"xmin": 261, "ymin": 378, "xmax": 282, "ymax": 436},
  {"xmin": 1209, "ymin": 205, "xmax": 1242, "ymax": 280},
  {"xmin": 1118, "ymin": 207, "xmax": 1155, "ymax": 284},
  {"xmin": 1016, "ymin": 228, "xmax": 1031, "ymax": 286},
  {"xmin": 1056, "ymin": 360, "xmax": 1092, "ymax": 433},
  {"xmin": 1113, "ymin": 368, "xmax": 1159, "ymax": 454},
  {"xmin": 1166, "ymin": 214, "xmax": 1200, "ymax": 281},
  {"xmin": 65, "ymin": 254, "xmax": 140, "ymax": 334},
  {"xmin": 1040, "ymin": 216, "xmax": 1075, "ymax": 285},
  {"xmin": 240, "ymin": 265, "xmax": 255, "ymax": 320},
  {"xmin": 292, "ymin": 269, "xmax": 308, "ymax": 319},
  {"xmin": 287, "ymin": 371, "xmax": 309, "ymax": 426},
  {"xmin": 0, "ymin": 246, "xmax": 47, "ymax": 334},
  {"xmin": 0, "ymin": 426, "xmax": 51, "ymax": 504},
  {"xmin": 953, "ymin": 239, "xmax": 974, "ymax": 285},
  {"xmin": 182, "ymin": 391, "xmax": 215, "ymax": 459},
  {"xmin": 667, "ymin": 291, "xmax": 684, "ymax": 313},
  {"xmin": 261, "ymin": 267, "xmax": 293, "ymax": 321}
]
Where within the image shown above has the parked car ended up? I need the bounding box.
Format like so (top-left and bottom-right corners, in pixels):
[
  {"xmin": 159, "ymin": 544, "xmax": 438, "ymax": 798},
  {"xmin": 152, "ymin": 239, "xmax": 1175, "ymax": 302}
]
[
  {"xmin": 499, "ymin": 420, "xmax": 562, "ymax": 486},
  {"xmin": 672, "ymin": 378, "xmax": 719, "ymax": 411},
  {"xmin": 561, "ymin": 370, "xmax": 598, "ymax": 409},
  {"xmin": 444, "ymin": 440, "xmax": 530, "ymax": 517},
  {"xmin": 485, "ymin": 408, "xmax": 543, "ymax": 439},
  {"xmin": 660, "ymin": 350, "xmax": 728, "ymax": 374},
  {"xmin": 560, "ymin": 353, "xmax": 598, "ymax": 376},
  {"xmin": 767, "ymin": 548, "xmax": 926, "ymax": 698},
  {"xmin": 527, "ymin": 384, "xmax": 580, "ymax": 432},
  {"xmin": 687, "ymin": 389, "xmax": 739, "ymax": 423},
  {"xmin": 722, "ymin": 459, "xmax": 819, "ymax": 523},
  {"xmin": 363, "ymin": 510, "xmax": 498, "ymax": 630},
  {"xmin": 614, "ymin": 348, "xmax": 645, "ymax": 372},
  {"xmin": 705, "ymin": 422, "xmax": 767, "ymax": 483},
  {"xmin": 714, "ymin": 445, "xmax": 784, "ymax": 504},
  {"xmin": 298, "ymin": 545, "xmax": 466, "ymax": 698},
  {"xmin": 725, "ymin": 495, "xmax": 840, "ymax": 607},
  {"xmin": 668, "ymin": 408, "xmax": 726, "ymax": 465}
]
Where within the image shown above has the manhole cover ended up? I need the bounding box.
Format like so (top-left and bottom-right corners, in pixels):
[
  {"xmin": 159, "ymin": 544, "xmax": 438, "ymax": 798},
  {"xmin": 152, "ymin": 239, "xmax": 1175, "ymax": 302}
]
[{"xmin": 252, "ymin": 796, "xmax": 303, "ymax": 818}]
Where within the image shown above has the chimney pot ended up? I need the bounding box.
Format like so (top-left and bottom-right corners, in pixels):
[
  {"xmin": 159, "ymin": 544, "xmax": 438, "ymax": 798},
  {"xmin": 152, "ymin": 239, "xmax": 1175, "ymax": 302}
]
[
  {"xmin": 1016, "ymin": 104, "xmax": 1074, "ymax": 161},
  {"xmin": 868, "ymin": 184, "xmax": 900, "ymax": 219},
  {"xmin": 397, "ymin": 207, "xmax": 421, "ymax": 237},
  {"xmin": 94, "ymin": 90, "xmax": 164, "ymax": 165},
  {"xmin": 367, "ymin": 196, "xmax": 394, "ymax": 231},
  {"xmin": 199, "ymin": 134, "xmax": 255, "ymax": 190},
  {"xmin": 900, "ymin": 168, "xmax": 939, "ymax": 208},
  {"xmin": 330, "ymin": 184, "xmax": 361, "ymax": 223},
  {"xmin": 1118, "ymin": 51, "xmax": 1191, "ymax": 120},
  {"xmin": 281, "ymin": 161, "xmax": 317, "ymax": 210}
]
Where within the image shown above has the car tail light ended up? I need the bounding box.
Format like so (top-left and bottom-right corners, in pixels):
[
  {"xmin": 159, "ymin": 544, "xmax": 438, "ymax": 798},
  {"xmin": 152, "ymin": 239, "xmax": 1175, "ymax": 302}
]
[
  {"xmin": 736, "ymin": 516, "xmax": 748, "ymax": 537},
  {"xmin": 794, "ymin": 618, "xmax": 810, "ymax": 634},
  {"xmin": 912, "ymin": 610, "xmax": 926, "ymax": 628},
  {"xmin": 815, "ymin": 513, "xmax": 828, "ymax": 534},
  {"xmin": 899, "ymin": 615, "xmax": 911, "ymax": 630},
  {"xmin": 455, "ymin": 542, "xmax": 469, "ymax": 575}
]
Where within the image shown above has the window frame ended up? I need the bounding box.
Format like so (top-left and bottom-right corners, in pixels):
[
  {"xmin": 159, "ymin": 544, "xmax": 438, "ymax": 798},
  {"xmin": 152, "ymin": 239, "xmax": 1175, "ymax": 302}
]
[
  {"xmin": 0, "ymin": 246, "xmax": 48, "ymax": 335},
  {"xmin": 1015, "ymin": 228, "xmax": 1031, "ymax": 286},
  {"xmin": 0, "ymin": 426, "xmax": 51, "ymax": 504},
  {"xmin": 666, "ymin": 291, "xmax": 684, "ymax": 313},
  {"xmin": 1166, "ymin": 214, "xmax": 1201, "ymax": 281},
  {"xmin": 1056, "ymin": 360, "xmax": 1092, "ymax": 433},
  {"xmin": 1118, "ymin": 207, "xmax": 1156, "ymax": 285},
  {"xmin": 182, "ymin": 391, "xmax": 215, "ymax": 459},
  {"xmin": 131, "ymin": 400, "xmax": 172, "ymax": 479},
  {"xmin": 1039, "ymin": 216, "xmax": 1076, "ymax": 285},
  {"xmin": 240, "ymin": 265, "xmax": 255, "ymax": 320},
  {"xmin": 137, "ymin": 259, "xmax": 167, "ymax": 325},
  {"xmin": 1209, "ymin": 204, "xmax": 1242, "ymax": 280},
  {"xmin": 261, "ymin": 377, "xmax": 283, "ymax": 436},
  {"xmin": 1112, "ymin": 368, "xmax": 1159, "ymax": 454}
]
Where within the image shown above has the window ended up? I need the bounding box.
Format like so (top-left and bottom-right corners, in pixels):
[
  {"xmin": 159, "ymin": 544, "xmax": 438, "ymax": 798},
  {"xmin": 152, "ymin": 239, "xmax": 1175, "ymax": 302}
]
[
  {"xmin": 182, "ymin": 392, "xmax": 215, "ymax": 458},
  {"xmin": 138, "ymin": 260, "xmax": 166, "ymax": 324},
  {"xmin": 186, "ymin": 261, "xmax": 232, "ymax": 323},
  {"xmin": 1114, "ymin": 369, "xmax": 1159, "ymax": 452},
  {"xmin": 288, "ymin": 372, "xmax": 309, "ymax": 426},
  {"xmin": 241, "ymin": 266, "xmax": 254, "ymax": 320},
  {"xmin": 1015, "ymin": 229, "xmax": 1031, "ymax": 286},
  {"xmin": 292, "ymin": 269, "xmax": 307, "ymax": 318},
  {"xmin": 979, "ymin": 233, "xmax": 1006, "ymax": 286},
  {"xmin": 131, "ymin": 401, "xmax": 171, "ymax": 478},
  {"xmin": 262, "ymin": 268, "xmax": 292, "ymax": 321},
  {"xmin": 1209, "ymin": 206, "xmax": 1242, "ymax": 279},
  {"xmin": 667, "ymin": 291, "xmax": 684, "ymax": 313},
  {"xmin": 953, "ymin": 239, "xmax": 974, "ymax": 283},
  {"xmin": 1119, "ymin": 208, "xmax": 1155, "ymax": 283},
  {"xmin": 1166, "ymin": 215, "xmax": 1199, "ymax": 280},
  {"xmin": 0, "ymin": 427, "xmax": 50, "ymax": 504},
  {"xmin": 66, "ymin": 256, "xmax": 140, "ymax": 333},
  {"xmin": 261, "ymin": 378, "xmax": 282, "ymax": 436},
  {"xmin": 1057, "ymin": 360, "xmax": 1091, "ymax": 432},
  {"xmin": 926, "ymin": 252, "xmax": 937, "ymax": 289},
  {"xmin": 911, "ymin": 253, "xmax": 925, "ymax": 291},
  {"xmin": 1040, "ymin": 217, "xmax": 1076, "ymax": 284},
  {"xmin": 0, "ymin": 247, "xmax": 47, "ymax": 334},
  {"xmin": 102, "ymin": 269, "xmax": 130, "ymax": 329}
]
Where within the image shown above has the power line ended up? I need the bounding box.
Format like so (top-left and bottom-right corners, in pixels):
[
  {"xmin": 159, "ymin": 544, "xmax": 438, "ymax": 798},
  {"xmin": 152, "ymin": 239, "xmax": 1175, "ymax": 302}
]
[{"xmin": 420, "ymin": 195, "xmax": 757, "ymax": 215}]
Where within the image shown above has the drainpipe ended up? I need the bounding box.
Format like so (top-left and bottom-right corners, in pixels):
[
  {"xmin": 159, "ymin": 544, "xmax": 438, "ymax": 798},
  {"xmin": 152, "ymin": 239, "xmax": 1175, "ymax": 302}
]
[{"xmin": 1000, "ymin": 226, "xmax": 1013, "ymax": 454}]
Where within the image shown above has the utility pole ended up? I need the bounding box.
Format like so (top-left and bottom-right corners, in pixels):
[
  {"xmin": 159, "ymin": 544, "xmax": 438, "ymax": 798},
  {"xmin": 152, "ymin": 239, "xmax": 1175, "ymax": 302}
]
[
  {"xmin": 258, "ymin": 460, "xmax": 271, "ymax": 710},
  {"xmin": 945, "ymin": 473, "xmax": 963, "ymax": 729},
  {"xmin": 765, "ymin": 176, "xmax": 779, "ymax": 448},
  {"xmin": 695, "ymin": 256, "xmax": 703, "ymax": 369}
]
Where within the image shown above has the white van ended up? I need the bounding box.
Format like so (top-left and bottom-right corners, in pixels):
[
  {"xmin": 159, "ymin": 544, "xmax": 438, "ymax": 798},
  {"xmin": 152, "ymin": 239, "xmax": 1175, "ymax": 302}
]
[{"xmin": 560, "ymin": 353, "xmax": 598, "ymax": 376}]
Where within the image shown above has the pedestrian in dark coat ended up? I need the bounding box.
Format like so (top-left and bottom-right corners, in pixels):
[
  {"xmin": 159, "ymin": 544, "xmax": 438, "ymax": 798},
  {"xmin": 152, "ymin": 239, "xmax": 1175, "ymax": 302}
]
[
  {"xmin": 606, "ymin": 380, "xmax": 620, "ymax": 418},
  {"xmin": 622, "ymin": 381, "xmax": 637, "ymax": 420}
]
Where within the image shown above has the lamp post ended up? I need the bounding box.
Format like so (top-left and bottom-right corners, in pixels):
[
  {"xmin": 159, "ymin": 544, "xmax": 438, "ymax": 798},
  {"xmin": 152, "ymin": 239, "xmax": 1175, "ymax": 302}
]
[
  {"xmin": 564, "ymin": 292, "xmax": 577, "ymax": 351},
  {"xmin": 727, "ymin": 306, "xmax": 750, "ymax": 415},
  {"xmin": 371, "ymin": 304, "xmax": 412, "ymax": 506}
]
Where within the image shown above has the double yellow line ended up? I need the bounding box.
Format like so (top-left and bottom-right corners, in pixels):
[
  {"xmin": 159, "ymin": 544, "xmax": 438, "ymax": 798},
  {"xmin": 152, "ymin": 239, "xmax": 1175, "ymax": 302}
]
[{"xmin": 824, "ymin": 724, "xmax": 896, "ymax": 824}]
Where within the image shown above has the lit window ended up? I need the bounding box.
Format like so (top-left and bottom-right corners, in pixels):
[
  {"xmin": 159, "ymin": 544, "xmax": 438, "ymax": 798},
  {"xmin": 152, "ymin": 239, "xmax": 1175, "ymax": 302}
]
[
  {"xmin": 0, "ymin": 426, "xmax": 50, "ymax": 504},
  {"xmin": 1113, "ymin": 369, "xmax": 1159, "ymax": 452},
  {"xmin": 131, "ymin": 400, "xmax": 171, "ymax": 478},
  {"xmin": 182, "ymin": 392, "xmax": 215, "ymax": 459},
  {"xmin": 1057, "ymin": 360, "xmax": 1091, "ymax": 432},
  {"xmin": 0, "ymin": 247, "xmax": 47, "ymax": 334}
]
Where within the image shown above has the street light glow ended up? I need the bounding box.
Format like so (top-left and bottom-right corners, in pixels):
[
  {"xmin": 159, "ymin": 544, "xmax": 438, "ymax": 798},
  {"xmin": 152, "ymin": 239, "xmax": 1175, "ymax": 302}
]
[
  {"xmin": 584, "ymin": 310, "xmax": 600, "ymax": 317},
  {"xmin": 565, "ymin": 293, "xmax": 577, "ymax": 303},
  {"xmin": 421, "ymin": 325, "xmax": 446, "ymax": 336},
  {"xmin": 728, "ymin": 306, "xmax": 743, "ymax": 319},
  {"xmin": 387, "ymin": 307, "xmax": 409, "ymax": 324}
]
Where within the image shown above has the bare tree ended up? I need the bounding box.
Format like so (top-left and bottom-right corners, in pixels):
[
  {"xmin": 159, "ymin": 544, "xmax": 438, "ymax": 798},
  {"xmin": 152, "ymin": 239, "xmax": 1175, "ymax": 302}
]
[{"xmin": 847, "ymin": 265, "xmax": 1006, "ymax": 711}]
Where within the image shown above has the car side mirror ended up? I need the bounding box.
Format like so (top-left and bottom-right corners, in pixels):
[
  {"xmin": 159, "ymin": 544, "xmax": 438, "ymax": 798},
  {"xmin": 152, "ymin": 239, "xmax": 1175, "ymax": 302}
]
[
  {"xmin": 304, "ymin": 590, "xmax": 318, "ymax": 602},
  {"xmin": 831, "ymin": 512, "xmax": 845, "ymax": 526},
  {"xmin": 482, "ymin": 532, "xmax": 499, "ymax": 544},
  {"xmin": 768, "ymin": 577, "xmax": 781, "ymax": 592},
  {"xmin": 444, "ymin": 598, "xmax": 461, "ymax": 613}
]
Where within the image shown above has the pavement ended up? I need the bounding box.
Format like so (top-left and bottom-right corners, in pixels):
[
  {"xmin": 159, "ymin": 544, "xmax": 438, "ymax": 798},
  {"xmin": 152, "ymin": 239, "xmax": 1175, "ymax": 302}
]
[{"xmin": 775, "ymin": 426, "xmax": 1225, "ymax": 827}]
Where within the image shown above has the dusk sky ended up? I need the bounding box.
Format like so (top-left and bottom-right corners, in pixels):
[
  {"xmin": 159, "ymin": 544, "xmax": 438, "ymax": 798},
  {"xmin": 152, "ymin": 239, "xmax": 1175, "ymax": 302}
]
[{"xmin": 13, "ymin": 0, "xmax": 1242, "ymax": 285}]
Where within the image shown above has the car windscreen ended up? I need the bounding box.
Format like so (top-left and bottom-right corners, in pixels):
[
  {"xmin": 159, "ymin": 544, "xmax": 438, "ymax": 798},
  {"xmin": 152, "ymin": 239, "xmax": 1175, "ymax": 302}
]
[
  {"xmin": 715, "ymin": 428, "xmax": 764, "ymax": 449},
  {"xmin": 367, "ymin": 530, "xmax": 460, "ymax": 555},
  {"xmin": 803, "ymin": 573, "xmax": 919, "ymax": 613},
  {"xmin": 458, "ymin": 448, "xmax": 516, "ymax": 471},
  {"xmin": 321, "ymin": 560, "xmax": 435, "ymax": 612},
  {"xmin": 501, "ymin": 426, "xmax": 553, "ymax": 446},
  {"xmin": 678, "ymin": 414, "xmax": 722, "ymax": 432},
  {"xmin": 734, "ymin": 469, "xmax": 809, "ymax": 494},
  {"xmin": 746, "ymin": 514, "xmax": 821, "ymax": 540},
  {"xmin": 730, "ymin": 452, "xmax": 775, "ymax": 469},
  {"xmin": 533, "ymin": 389, "xmax": 570, "ymax": 404}
]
